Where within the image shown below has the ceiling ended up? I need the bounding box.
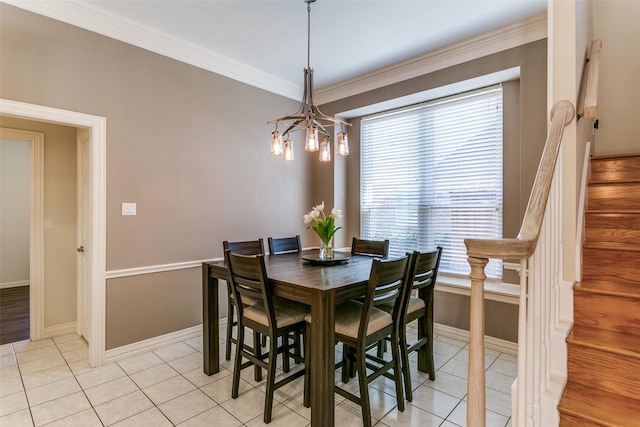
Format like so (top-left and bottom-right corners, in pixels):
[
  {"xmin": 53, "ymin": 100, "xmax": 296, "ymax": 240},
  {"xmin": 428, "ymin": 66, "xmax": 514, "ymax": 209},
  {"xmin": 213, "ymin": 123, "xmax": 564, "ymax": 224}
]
[{"xmin": 8, "ymin": 0, "xmax": 547, "ymax": 102}]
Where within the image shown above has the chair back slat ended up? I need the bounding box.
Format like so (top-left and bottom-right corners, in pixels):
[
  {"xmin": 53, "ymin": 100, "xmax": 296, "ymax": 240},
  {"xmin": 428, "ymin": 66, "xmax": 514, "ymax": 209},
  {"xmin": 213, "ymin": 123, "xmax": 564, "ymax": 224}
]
[
  {"xmin": 351, "ymin": 237, "xmax": 390, "ymax": 258},
  {"xmin": 268, "ymin": 235, "xmax": 302, "ymax": 255},
  {"xmin": 223, "ymin": 238, "xmax": 265, "ymax": 255}
]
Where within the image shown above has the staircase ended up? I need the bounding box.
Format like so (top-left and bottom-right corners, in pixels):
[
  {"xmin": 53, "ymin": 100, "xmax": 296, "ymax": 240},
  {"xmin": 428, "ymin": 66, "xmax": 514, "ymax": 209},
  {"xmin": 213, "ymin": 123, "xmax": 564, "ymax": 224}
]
[{"xmin": 558, "ymin": 153, "xmax": 640, "ymax": 427}]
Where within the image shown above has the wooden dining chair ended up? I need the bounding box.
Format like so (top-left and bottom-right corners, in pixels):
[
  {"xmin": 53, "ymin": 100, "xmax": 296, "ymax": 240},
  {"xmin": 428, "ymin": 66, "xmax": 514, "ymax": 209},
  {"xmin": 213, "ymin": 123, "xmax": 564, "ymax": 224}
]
[
  {"xmin": 224, "ymin": 250, "xmax": 309, "ymax": 424},
  {"xmin": 374, "ymin": 247, "xmax": 442, "ymax": 402},
  {"xmin": 303, "ymin": 254, "xmax": 415, "ymax": 427},
  {"xmin": 222, "ymin": 239, "xmax": 264, "ymax": 361},
  {"xmin": 267, "ymin": 235, "xmax": 302, "ymax": 255},
  {"xmin": 397, "ymin": 247, "xmax": 442, "ymax": 401},
  {"xmin": 267, "ymin": 235, "xmax": 304, "ymax": 361},
  {"xmin": 351, "ymin": 237, "xmax": 390, "ymax": 258}
]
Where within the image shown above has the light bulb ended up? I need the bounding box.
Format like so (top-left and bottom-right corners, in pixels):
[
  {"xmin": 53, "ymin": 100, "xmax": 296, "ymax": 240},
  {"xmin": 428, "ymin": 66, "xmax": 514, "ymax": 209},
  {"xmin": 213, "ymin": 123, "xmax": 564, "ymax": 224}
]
[
  {"xmin": 319, "ymin": 138, "xmax": 331, "ymax": 162},
  {"xmin": 283, "ymin": 138, "xmax": 294, "ymax": 161},
  {"xmin": 270, "ymin": 130, "xmax": 282, "ymax": 156},
  {"xmin": 337, "ymin": 131, "xmax": 349, "ymax": 156},
  {"xmin": 305, "ymin": 126, "xmax": 319, "ymax": 151}
]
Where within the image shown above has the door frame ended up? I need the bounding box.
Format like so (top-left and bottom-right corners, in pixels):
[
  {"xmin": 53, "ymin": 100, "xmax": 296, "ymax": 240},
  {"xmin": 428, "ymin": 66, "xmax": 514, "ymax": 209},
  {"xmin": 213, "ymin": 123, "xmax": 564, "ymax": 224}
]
[{"xmin": 0, "ymin": 99, "xmax": 107, "ymax": 367}]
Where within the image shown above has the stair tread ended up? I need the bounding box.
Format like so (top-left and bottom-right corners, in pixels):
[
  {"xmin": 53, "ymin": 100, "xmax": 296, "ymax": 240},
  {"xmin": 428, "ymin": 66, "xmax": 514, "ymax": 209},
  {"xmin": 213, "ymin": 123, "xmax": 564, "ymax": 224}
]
[
  {"xmin": 568, "ymin": 325, "xmax": 640, "ymax": 356},
  {"xmin": 576, "ymin": 280, "xmax": 640, "ymax": 298},
  {"xmin": 591, "ymin": 153, "xmax": 640, "ymax": 160},
  {"xmin": 589, "ymin": 179, "xmax": 640, "ymax": 185},
  {"xmin": 582, "ymin": 241, "xmax": 640, "ymax": 252},
  {"xmin": 586, "ymin": 209, "xmax": 640, "ymax": 214},
  {"xmin": 559, "ymin": 381, "xmax": 640, "ymax": 426}
]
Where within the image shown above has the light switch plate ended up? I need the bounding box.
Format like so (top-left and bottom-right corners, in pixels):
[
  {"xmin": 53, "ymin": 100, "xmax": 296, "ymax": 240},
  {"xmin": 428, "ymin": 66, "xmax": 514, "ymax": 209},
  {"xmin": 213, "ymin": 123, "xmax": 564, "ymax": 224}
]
[
  {"xmin": 44, "ymin": 218, "xmax": 53, "ymax": 229},
  {"xmin": 122, "ymin": 202, "xmax": 136, "ymax": 216}
]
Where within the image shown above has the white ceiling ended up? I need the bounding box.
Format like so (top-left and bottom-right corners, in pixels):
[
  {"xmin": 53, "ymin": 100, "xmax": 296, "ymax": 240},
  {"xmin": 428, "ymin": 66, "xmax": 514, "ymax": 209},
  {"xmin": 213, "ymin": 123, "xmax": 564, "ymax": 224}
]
[{"xmin": 7, "ymin": 0, "xmax": 547, "ymax": 102}]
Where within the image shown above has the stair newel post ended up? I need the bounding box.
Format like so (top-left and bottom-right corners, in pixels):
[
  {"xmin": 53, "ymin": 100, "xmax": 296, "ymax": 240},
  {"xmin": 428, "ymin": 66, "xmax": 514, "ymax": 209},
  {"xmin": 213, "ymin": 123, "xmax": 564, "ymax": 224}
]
[{"xmin": 467, "ymin": 255, "xmax": 488, "ymax": 427}]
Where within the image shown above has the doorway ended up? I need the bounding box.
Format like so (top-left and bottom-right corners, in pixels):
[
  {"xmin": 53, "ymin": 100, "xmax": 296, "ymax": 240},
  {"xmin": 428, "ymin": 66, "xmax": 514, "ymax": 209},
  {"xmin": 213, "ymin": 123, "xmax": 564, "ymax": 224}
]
[
  {"xmin": 0, "ymin": 129, "xmax": 43, "ymax": 345},
  {"xmin": 0, "ymin": 99, "xmax": 107, "ymax": 367}
]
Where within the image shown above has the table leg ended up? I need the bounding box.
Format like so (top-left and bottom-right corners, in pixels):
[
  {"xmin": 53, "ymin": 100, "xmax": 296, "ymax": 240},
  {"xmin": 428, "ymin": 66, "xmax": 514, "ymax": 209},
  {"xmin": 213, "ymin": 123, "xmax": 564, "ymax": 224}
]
[
  {"xmin": 310, "ymin": 290, "xmax": 335, "ymax": 427},
  {"xmin": 202, "ymin": 264, "xmax": 219, "ymax": 375}
]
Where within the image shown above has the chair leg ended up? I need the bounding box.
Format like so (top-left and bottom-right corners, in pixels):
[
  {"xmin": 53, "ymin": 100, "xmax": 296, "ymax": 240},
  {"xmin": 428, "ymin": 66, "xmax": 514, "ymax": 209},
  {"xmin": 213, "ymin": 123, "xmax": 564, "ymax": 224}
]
[
  {"xmin": 294, "ymin": 331, "xmax": 303, "ymax": 362},
  {"xmin": 231, "ymin": 322, "xmax": 244, "ymax": 399},
  {"xmin": 400, "ymin": 326, "xmax": 413, "ymax": 402},
  {"xmin": 254, "ymin": 330, "xmax": 263, "ymax": 382},
  {"xmin": 341, "ymin": 345, "xmax": 356, "ymax": 383},
  {"xmin": 391, "ymin": 333, "xmax": 405, "ymax": 411},
  {"xmin": 282, "ymin": 333, "xmax": 291, "ymax": 373},
  {"xmin": 356, "ymin": 346, "xmax": 372, "ymax": 427},
  {"xmin": 263, "ymin": 334, "xmax": 278, "ymax": 424},
  {"xmin": 419, "ymin": 313, "xmax": 436, "ymax": 380},
  {"xmin": 225, "ymin": 294, "xmax": 235, "ymax": 361},
  {"xmin": 376, "ymin": 339, "xmax": 387, "ymax": 358}
]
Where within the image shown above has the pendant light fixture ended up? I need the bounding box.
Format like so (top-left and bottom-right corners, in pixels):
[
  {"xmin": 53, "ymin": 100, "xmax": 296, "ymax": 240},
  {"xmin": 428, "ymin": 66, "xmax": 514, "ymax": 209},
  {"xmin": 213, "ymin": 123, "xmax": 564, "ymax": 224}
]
[{"xmin": 269, "ymin": 0, "xmax": 350, "ymax": 162}]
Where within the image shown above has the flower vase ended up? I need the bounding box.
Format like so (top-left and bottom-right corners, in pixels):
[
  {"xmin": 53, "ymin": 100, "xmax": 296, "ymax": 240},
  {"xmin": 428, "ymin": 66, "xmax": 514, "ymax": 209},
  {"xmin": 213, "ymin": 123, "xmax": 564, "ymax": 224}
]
[{"xmin": 319, "ymin": 239, "xmax": 334, "ymax": 260}]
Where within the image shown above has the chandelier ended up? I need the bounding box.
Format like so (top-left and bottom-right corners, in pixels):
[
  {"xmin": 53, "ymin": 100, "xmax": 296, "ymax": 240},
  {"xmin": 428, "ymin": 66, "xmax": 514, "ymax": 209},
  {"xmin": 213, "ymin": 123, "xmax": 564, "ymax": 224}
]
[{"xmin": 269, "ymin": 0, "xmax": 350, "ymax": 162}]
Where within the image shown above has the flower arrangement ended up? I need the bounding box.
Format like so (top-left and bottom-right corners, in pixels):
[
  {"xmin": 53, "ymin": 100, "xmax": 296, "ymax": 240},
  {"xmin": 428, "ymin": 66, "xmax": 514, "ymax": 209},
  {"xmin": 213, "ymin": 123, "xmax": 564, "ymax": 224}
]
[{"xmin": 304, "ymin": 202, "xmax": 342, "ymax": 251}]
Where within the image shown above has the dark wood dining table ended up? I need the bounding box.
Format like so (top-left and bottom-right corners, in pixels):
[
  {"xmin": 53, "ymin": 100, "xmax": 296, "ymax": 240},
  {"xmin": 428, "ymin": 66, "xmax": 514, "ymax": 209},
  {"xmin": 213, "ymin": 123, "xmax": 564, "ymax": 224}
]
[{"xmin": 202, "ymin": 249, "xmax": 432, "ymax": 426}]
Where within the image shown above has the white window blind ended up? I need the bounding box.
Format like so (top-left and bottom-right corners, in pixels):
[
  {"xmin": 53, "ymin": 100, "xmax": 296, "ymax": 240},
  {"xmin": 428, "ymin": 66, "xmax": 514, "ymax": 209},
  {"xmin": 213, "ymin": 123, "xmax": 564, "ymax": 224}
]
[{"xmin": 360, "ymin": 85, "xmax": 503, "ymax": 278}]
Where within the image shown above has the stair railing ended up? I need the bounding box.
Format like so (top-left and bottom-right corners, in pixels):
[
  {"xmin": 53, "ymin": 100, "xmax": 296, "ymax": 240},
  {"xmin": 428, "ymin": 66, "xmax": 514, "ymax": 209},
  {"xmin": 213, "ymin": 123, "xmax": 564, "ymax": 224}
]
[
  {"xmin": 577, "ymin": 39, "xmax": 602, "ymax": 120},
  {"xmin": 464, "ymin": 100, "xmax": 575, "ymax": 427}
]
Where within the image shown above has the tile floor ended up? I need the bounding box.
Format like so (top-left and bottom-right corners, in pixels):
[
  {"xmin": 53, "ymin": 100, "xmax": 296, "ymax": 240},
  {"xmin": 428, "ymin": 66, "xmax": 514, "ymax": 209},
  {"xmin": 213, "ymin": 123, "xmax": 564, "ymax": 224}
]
[{"xmin": 0, "ymin": 322, "xmax": 515, "ymax": 426}]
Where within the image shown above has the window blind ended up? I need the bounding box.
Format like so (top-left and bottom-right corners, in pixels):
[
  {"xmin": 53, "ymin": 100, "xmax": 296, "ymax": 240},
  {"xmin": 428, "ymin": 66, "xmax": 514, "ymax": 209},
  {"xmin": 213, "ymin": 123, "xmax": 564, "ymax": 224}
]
[{"xmin": 360, "ymin": 85, "xmax": 503, "ymax": 278}]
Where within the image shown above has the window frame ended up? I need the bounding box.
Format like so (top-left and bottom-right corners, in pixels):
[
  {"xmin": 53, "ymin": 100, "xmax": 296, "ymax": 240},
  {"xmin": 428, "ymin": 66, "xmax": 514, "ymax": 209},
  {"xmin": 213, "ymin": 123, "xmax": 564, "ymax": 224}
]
[{"xmin": 359, "ymin": 84, "xmax": 504, "ymax": 278}]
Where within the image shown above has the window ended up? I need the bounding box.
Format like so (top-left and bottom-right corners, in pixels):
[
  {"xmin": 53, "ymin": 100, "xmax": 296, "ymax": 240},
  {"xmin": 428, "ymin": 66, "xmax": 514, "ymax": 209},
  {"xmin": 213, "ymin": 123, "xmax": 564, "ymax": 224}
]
[{"xmin": 360, "ymin": 85, "xmax": 503, "ymax": 278}]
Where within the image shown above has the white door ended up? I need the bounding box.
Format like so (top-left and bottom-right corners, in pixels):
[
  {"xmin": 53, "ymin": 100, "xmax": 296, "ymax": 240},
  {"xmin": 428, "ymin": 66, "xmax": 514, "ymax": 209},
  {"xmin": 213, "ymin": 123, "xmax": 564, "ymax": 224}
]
[{"xmin": 77, "ymin": 129, "xmax": 90, "ymax": 342}]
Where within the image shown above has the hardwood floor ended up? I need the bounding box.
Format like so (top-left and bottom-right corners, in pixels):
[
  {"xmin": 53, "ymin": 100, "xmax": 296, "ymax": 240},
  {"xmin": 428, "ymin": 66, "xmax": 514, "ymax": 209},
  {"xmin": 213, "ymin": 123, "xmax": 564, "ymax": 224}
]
[{"xmin": 0, "ymin": 286, "xmax": 30, "ymax": 345}]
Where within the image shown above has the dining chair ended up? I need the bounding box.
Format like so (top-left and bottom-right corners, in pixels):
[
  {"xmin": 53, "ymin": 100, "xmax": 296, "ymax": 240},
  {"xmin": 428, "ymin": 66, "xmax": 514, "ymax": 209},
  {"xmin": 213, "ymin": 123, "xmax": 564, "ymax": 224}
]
[
  {"xmin": 303, "ymin": 254, "xmax": 416, "ymax": 427},
  {"xmin": 350, "ymin": 237, "xmax": 390, "ymax": 358},
  {"xmin": 374, "ymin": 247, "xmax": 442, "ymax": 402},
  {"xmin": 351, "ymin": 237, "xmax": 390, "ymax": 258},
  {"xmin": 267, "ymin": 235, "xmax": 304, "ymax": 361},
  {"xmin": 397, "ymin": 247, "xmax": 442, "ymax": 401},
  {"xmin": 224, "ymin": 250, "xmax": 309, "ymax": 424},
  {"xmin": 222, "ymin": 239, "xmax": 265, "ymax": 362},
  {"xmin": 267, "ymin": 235, "xmax": 302, "ymax": 255}
]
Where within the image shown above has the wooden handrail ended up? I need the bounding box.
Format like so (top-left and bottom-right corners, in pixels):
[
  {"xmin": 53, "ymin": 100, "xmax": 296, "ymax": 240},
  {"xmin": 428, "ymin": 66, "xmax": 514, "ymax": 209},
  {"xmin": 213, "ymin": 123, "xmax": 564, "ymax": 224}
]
[
  {"xmin": 464, "ymin": 99, "xmax": 575, "ymax": 427},
  {"xmin": 578, "ymin": 39, "xmax": 602, "ymax": 120}
]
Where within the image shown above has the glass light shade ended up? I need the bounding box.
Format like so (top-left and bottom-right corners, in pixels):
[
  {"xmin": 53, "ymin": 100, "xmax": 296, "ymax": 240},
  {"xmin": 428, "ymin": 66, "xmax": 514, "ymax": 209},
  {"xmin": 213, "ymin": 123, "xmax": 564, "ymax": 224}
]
[
  {"xmin": 270, "ymin": 130, "xmax": 282, "ymax": 156},
  {"xmin": 319, "ymin": 138, "xmax": 331, "ymax": 162},
  {"xmin": 305, "ymin": 126, "xmax": 319, "ymax": 151},
  {"xmin": 283, "ymin": 138, "xmax": 294, "ymax": 161},
  {"xmin": 337, "ymin": 131, "xmax": 349, "ymax": 156}
]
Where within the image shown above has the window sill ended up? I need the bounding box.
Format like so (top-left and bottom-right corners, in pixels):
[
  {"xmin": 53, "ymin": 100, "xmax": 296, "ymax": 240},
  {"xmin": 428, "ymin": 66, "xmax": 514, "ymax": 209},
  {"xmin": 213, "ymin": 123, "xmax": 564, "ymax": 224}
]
[{"xmin": 435, "ymin": 273, "xmax": 520, "ymax": 304}]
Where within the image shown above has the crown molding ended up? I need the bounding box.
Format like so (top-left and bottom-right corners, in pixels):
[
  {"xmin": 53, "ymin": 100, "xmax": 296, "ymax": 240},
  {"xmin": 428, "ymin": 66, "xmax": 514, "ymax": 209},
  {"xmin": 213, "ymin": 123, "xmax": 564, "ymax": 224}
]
[
  {"xmin": 315, "ymin": 13, "xmax": 548, "ymax": 105},
  {"xmin": 3, "ymin": 0, "xmax": 301, "ymax": 99},
  {"xmin": 5, "ymin": 1, "xmax": 546, "ymax": 103}
]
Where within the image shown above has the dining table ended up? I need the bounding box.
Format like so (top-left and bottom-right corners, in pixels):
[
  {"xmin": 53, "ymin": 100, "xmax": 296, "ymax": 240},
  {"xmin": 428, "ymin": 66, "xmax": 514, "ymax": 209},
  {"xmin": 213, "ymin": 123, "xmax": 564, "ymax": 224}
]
[{"xmin": 202, "ymin": 249, "xmax": 433, "ymax": 426}]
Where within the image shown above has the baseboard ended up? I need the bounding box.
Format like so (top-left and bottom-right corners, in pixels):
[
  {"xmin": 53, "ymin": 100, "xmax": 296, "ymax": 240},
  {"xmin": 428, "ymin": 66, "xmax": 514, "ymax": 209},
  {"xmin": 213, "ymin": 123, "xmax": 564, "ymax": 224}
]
[
  {"xmin": 44, "ymin": 321, "xmax": 77, "ymax": 338},
  {"xmin": 434, "ymin": 322, "xmax": 518, "ymax": 356},
  {"xmin": 105, "ymin": 324, "xmax": 203, "ymax": 364},
  {"xmin": 0, "ymin": 280, "xmax": 30, "ymax": 289}
]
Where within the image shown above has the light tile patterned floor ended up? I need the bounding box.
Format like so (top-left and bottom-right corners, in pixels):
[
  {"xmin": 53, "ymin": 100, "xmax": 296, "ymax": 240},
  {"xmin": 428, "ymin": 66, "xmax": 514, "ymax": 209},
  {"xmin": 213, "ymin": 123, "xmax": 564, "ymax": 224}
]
[{"xmin": 0, "ymin": 322, "xmax": 515, "ymax": 426}]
